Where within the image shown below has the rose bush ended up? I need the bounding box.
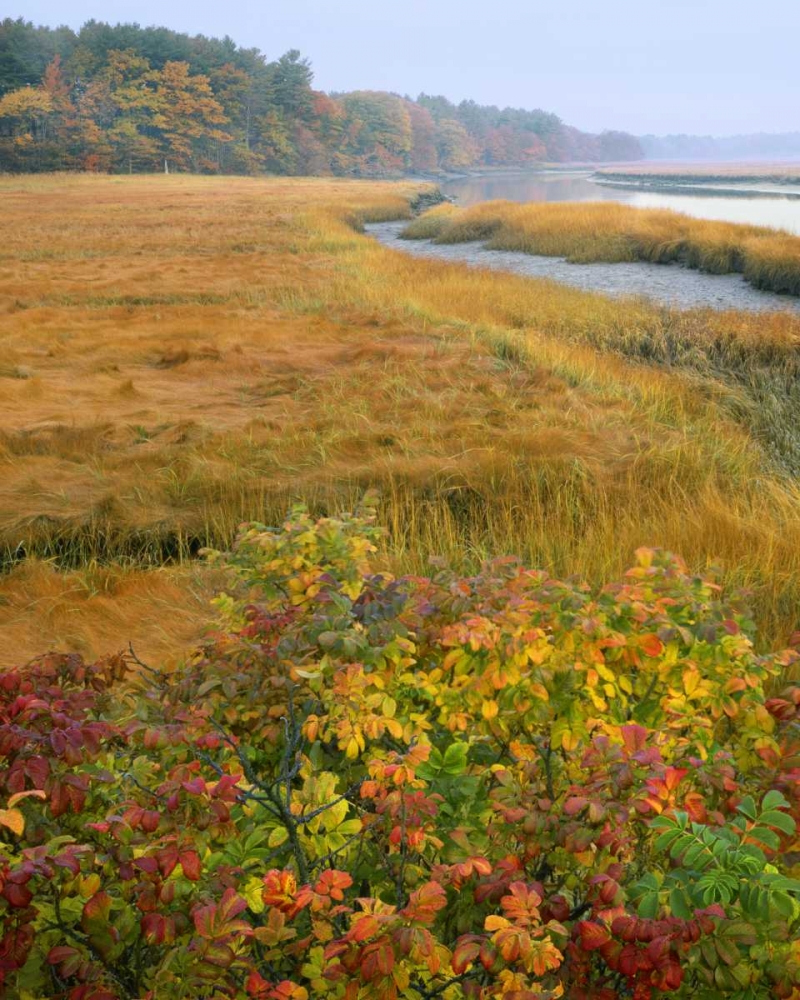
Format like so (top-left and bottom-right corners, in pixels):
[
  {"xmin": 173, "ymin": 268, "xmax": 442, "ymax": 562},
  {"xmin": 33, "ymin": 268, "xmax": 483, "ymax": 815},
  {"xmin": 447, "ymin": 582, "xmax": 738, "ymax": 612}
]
[{"xmin": 0, "ymin": 503, "xmax": 798, "ymax": 999}]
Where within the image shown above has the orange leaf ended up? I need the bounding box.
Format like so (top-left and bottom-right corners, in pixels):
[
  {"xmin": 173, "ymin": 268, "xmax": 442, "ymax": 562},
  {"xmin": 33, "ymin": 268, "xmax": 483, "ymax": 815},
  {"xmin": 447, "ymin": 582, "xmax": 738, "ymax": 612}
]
[
  {"xmin": 640, "ymin": 634, "xmax": 664, "ymax": 658},
  {"xmin": 577, "ymin": 921, "xmax": 611, "ymax": 950},
  {"xmin": 0, "ymin": 808, "xmax": 24, "ymax": 836}
]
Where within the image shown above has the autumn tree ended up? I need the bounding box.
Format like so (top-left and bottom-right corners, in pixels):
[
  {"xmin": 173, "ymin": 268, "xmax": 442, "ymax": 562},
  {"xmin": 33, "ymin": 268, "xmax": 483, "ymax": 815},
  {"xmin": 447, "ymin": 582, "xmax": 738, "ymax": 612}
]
[
  {"xmin": 406, "ymin": 101, "xmax": 439, "ymax": 173},
  {"xmin": 147, "ymin": 60, "xmax": 230, "ymax": 171},
  {"xmin": 337, "ymin": 90, "xmax": 413, "ymax": 175},
  {"xmin": 434, "ymin": 117, "xmax": 476, "ymax": 170},
  {"xmin": 0, "ymin": 18, "xmax": 644, "ymax": 174}
]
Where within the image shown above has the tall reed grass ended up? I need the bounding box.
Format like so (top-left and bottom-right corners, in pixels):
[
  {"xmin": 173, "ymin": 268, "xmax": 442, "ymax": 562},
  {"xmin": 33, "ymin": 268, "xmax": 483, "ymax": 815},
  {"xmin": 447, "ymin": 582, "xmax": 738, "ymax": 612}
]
[{"xmin": 401, "ymin": 200, "xmax": 800, "ymax": 295}]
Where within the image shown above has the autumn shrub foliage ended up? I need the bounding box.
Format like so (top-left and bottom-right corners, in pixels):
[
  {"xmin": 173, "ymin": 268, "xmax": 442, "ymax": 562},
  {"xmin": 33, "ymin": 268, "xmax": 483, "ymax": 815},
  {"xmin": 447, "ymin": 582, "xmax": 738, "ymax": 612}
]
[{"xmin": 1, "ymin": 503, "xmax": 799, "ymax": 999}]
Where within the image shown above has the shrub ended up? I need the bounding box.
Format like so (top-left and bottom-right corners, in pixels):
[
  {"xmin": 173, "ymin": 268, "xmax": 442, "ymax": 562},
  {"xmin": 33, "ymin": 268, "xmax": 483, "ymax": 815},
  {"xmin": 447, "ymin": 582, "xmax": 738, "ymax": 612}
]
[{"xmin": 0, "ymin": 504, "xmax": 798, "ymax": 999}]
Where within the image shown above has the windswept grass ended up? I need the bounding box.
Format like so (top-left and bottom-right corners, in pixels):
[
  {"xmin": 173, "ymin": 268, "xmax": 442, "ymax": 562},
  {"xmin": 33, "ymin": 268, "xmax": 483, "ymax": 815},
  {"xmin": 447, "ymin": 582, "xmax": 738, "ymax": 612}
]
[
  {"xmin": 401, "ymin": 200, "xmax": 800, "ymax": 295},
  {"xmin": 0, "ymin": 559, "xmax": 219, "ymax": 667},
  {"xmin": 2, "ymin": 173, "xmax": 800, "ymax": 661}
]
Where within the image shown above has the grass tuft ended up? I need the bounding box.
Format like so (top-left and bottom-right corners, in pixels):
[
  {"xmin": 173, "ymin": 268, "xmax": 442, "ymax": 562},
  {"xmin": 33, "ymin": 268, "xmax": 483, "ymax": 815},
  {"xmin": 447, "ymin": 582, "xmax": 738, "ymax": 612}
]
[{"xmin": 402, "ymin": 200, "xmax": 800, "ymax": 295}]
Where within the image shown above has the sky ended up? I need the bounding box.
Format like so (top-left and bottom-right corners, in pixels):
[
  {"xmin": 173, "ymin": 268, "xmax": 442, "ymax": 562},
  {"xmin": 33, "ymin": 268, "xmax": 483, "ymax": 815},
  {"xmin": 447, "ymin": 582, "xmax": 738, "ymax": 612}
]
[{"xmin": 17, "ymin": 0, "xmax": 800, "ymax": 136}]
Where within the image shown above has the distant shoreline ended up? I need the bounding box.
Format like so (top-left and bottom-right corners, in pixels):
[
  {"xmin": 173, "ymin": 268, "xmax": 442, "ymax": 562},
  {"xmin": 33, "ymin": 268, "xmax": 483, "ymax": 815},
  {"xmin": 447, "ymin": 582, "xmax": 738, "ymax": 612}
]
[{"xmin": 595, "ymin": 164, "xmax": 800, "ymax": 187}]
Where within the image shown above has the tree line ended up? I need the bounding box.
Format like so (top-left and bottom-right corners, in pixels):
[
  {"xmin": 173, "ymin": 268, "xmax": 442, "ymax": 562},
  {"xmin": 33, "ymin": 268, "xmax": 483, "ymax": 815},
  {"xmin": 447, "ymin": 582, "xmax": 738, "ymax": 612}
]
[
  {"xmin": 0, "ymin": 18, "xmax": 643, "ymax": 175},
  {"xmin": 641, "ymin": 131, "xmax": 800, "ymax": 162}
]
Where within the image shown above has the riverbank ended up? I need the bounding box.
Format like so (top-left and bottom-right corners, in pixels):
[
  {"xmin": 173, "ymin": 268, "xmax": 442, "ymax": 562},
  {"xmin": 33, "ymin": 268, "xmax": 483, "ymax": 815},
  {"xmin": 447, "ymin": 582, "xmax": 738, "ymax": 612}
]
[
  {"xmin": 401, "ymin": 199, "xmax": 800, "ymax": 295},
  {"xmin": 372, "ymin": 219, "xmax": 800, "ymax": 313},
  {"xmin": 595, "ymin": 163, "xmax": 800, "ymax": 186},
  {"xmin": 594, "ymin": 178, "xmax": 800, "ymax": 200},
  {"xmin": 3, "ymin": 174, "xmax": 800, "ymax": 662}
]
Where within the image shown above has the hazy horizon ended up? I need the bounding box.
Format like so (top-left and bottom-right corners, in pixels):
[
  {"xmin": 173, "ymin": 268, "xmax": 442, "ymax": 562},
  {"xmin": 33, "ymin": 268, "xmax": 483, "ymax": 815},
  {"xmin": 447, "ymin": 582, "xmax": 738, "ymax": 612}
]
[{"xmin": 14, "ymin": 0, "xmax": 800, "ymax": 137}]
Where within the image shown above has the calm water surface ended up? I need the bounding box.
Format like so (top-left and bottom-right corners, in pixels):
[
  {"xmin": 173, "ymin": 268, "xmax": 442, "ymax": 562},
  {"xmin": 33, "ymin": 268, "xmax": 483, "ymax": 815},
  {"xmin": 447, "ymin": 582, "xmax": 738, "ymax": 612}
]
[{"xmin": 442, "ymin": 172, "xmax": 800, "ymax": 235}]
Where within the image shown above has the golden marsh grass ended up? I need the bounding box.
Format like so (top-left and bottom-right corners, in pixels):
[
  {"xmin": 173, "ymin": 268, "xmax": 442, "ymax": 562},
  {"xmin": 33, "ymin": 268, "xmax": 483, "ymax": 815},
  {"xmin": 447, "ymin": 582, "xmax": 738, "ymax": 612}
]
[
  {"xmin": 2, "ymin": 174, "xmax": 800, "ymax": 661},
  {"xmin": 402, "ymin": 199, "xmax": 800, "ymax": 294}
]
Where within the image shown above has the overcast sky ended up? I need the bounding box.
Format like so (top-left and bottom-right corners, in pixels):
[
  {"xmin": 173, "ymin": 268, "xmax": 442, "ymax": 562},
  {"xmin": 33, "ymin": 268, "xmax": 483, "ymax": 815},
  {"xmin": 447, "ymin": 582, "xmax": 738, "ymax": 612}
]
[{"xmin": 17, "ymin": 0, "xmax": 800, "ymax": 136}]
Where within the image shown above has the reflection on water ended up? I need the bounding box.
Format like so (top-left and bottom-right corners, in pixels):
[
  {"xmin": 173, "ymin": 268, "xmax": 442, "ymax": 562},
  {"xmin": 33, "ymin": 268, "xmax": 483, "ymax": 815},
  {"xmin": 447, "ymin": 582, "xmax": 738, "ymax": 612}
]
[{"xmin": 442, "ymin": 172, "xmax": 800, "ymax": 235}]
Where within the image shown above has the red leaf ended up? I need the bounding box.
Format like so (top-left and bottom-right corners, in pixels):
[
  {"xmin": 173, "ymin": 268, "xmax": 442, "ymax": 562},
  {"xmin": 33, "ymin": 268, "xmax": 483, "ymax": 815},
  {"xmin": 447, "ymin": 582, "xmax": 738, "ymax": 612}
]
[
  {"xmin": 49, "ymin": 730, "xmax": 67, "ymax": 756},
  {"xmin": 246, "ymin": 970, "xmax": 271, "ymax": 998},
  {"xmin": 179, "ymin": 849, "xmax": 201, "ymax": 881},
  {"xmin": 3, "ymin": 882, "xmax": 33, "ymax": 908},
  {"xmin": 452, "ymin": 936, "xmax": 481, "ymax": 974},
  {"xmin": 315, "ymin": 869, "xmax": 353, "ymax": 900},
  {"xmin": 193, "ymin": 902, "xmax": 216, "ymax": 939},
  {"xmin": 141, "ymin": 913, "xmax": 169, "ymax": 945},
  {"xmin": 578, "ymin": 921, "xmax": 612, "ymax": 950},
  {"xmin": 133, "ymin": 856, "xmax": 159, "ymax": 874},
  {"xmin": 47, "ymin": 945, "xmax": 79, "ymax": 965},
  {"xmin": 620, "ymin": 724, "xmax": 649, "ymax": 753},
  {"xmin": 157, "ymin": 844, "xmax": 179, "ymax": 878},
  {"xmin": 82, "ymin": 890, "xmax": 112, "ymax": 928},
  {"xmin": 182, "ymin": 777, "xmax": 207, "ymax": 795},
  {"xmin": 141, "ymin": 810, "xmax": 160, "ymax": 833},
  {"xmin": 218, "ymin": 887, "xmax": 248, "ymax": 923}
]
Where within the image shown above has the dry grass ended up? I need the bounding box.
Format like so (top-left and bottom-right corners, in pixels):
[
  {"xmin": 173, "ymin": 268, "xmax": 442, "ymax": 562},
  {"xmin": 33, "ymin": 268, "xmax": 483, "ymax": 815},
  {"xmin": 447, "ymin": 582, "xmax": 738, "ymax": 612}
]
[
  {"xmin": 402, "ymin": 200, "xmax": 800, "ymax": 294},
  {"xmin": 0, "ymin": 560, "xmax": 219, "ymax": 668},
  {"xmin": 2, "ymin": 174, "xmax": 800, "ymax": 661}
]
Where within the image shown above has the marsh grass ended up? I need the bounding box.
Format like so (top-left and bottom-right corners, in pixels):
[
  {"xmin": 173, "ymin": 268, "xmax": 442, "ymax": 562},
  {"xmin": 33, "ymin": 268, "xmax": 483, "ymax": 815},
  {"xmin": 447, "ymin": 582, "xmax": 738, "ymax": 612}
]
[
  {"xmin": 2, "ymin": 174, "xmax": 800, "ymax": 660},
  {"xmin": 402, "ymin": 200, "xmax": 800, "ymax": 295}
]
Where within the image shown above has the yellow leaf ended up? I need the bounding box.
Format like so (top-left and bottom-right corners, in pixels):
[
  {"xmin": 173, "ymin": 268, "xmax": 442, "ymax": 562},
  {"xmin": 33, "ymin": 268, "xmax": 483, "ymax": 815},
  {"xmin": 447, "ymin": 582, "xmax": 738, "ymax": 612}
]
[
  {"xmin": 0, "ymin": 808, "xmax": 25, "ymax": 836},
  {"xmin": 485, "ymin": 915, "xmax": 510, "ymax": 931},
  {"xmin": 562, "ymin": 729, "xmax": 581, "ymax": 752},
  {"xmin": 7, "ymin": 790, "xmax": 46, "ymax": 808},
  {"xmin": 268, "ymin": 826, "xmax": 289, "ymax": 848},
  {"xmin": 683, "ymin": 667, "xmax": 701, "ymax": 697},
  {"xmin": 482, "ymin": 699, "xmax": 499, "ymax": 720},
  {"xmin": 244, "ymin": 876, "xmax": 266, "ymax": 914},
  {"xmin": 392, "ymin": 964, "xmax": 410, "ymax": 990},
  {"xmin": 79, "ymin": 874, "xmax": 101, "ymax": 899}
]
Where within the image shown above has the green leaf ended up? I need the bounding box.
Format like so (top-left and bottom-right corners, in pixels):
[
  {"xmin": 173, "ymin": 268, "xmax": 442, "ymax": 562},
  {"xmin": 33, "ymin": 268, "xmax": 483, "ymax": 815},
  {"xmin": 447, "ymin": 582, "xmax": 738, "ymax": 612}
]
[
  {"xmin": 758, "ymin": 810, "xmax": 795, "ymax": 836},
  {"xmin": 415, "ymin": 747, "xmax": 444, "ymax": 779},
  {"xmin": 442, "ymin": 742, "xmax": 468, "ymax": 775},
  {"xmin": 760, "ymin": 789, "xmax": 789, "ymax": 812},
  {"xmin": 638, "ymin": 891, "xmax": 659, "ymax": 918},
  {"xmin": 683, "ymin": 840, "xmax": 710, "ymax": 870},
  {"xmin": 669, "ymin": 886, "xmax": 692, "ymax": 919},
  {"xmin": 654, "ymin": 829, "xmax": 683, "ymax": 853},
  {"xmin": 747, "ymin": 825, "xmax": 780, "ymax": 851},
  {"xmin": 715, "ymin": 937, "xmax": 741, "ymax": 967},
  {"xmin": 735, "ymin": 795, "xmax": 757, "ymax": 821},
  {"xmin": 771, "ymin": 891, "xmax": 798, "ymax": 919}
]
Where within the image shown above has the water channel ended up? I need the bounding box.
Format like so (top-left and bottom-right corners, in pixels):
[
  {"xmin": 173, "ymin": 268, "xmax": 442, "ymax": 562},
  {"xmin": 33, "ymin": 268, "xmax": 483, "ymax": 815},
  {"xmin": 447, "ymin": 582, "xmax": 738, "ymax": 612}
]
[{"xmin": 442, "ymin": 171, "xmax": 800, "ymax": 235}]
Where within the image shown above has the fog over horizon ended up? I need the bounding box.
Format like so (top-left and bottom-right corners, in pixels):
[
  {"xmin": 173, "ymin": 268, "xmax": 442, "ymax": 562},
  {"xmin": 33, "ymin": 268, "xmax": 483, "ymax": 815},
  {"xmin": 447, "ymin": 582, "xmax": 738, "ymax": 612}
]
[{"xmin": 15, "ymin": 0, "xmax": 800, "ymax": 138}]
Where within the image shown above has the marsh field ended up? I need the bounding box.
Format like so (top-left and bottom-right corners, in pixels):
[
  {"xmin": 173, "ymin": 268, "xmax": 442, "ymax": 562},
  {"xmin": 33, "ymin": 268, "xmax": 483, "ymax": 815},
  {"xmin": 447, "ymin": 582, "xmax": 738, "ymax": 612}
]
[{"xmin": 3, "ymin": 173, "xmax": 800, "ymax": 665}]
